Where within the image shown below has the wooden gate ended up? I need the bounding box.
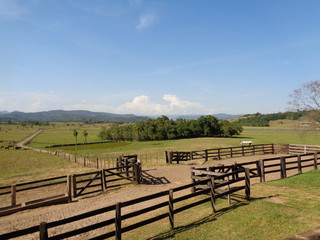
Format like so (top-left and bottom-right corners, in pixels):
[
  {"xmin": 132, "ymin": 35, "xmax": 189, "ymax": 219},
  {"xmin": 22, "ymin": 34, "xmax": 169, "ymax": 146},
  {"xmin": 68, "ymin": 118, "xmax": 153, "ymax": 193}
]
[{"xmin": 73, "ymin": 170, "xmax": 105, "ymax": 198}]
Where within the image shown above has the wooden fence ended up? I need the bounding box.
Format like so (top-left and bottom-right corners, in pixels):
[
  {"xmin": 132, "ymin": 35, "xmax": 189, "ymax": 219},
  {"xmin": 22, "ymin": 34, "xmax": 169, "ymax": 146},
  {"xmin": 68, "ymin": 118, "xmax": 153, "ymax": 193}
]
[
  {"xmin": 166, "ymin": 143, "xmax": 275, "ymax": 164},
  {"xmin": 289, "ymin": 144, "xmax": 320, "ymax": 155},
  {"xmin": 191, "ymin": 152, "xmax": 320, "ymax": 184},
  {"xmin": 0, "ymin": 176, "xmax": 71, "ymax": 217},
  {"xmin": 0, "ymin": 160, "xmax": 142, "ymax": 216},
  {"xmin": 0, "ymin": 169, "xmax": 250, "ymax": 240}
]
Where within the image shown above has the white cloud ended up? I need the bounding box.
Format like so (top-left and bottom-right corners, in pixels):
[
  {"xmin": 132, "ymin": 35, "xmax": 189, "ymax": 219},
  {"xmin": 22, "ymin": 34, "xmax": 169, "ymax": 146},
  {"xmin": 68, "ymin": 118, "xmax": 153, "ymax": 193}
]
[
  {"xmin": 116, "ymin": 94, "xmax": 205, "ymax": 115},
  {"xmin": 136, "ymin": 13, "xmax": 155, "ymax": 31}
]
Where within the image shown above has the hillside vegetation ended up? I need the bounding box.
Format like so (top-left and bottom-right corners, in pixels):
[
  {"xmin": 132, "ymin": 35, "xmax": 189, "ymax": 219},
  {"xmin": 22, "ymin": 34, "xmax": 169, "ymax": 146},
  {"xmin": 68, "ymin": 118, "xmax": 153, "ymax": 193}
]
[{"xmin": 233, "ymin": 111, "xmax": 307, "ymax": 127}]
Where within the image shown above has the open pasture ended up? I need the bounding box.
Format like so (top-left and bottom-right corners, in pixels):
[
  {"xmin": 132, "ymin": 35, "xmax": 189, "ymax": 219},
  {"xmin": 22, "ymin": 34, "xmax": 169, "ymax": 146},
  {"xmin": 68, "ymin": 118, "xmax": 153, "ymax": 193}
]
[
  {"xmin": 27, "ymin": 124, "xmax": 320, "ymax": 167},
  {"xmin": 0, "ymin": 149, "xmax": 96, "ymax": 186},
  {"xmin": 0, "ymin": 124, "xmax": 41, "ymax": 146}
]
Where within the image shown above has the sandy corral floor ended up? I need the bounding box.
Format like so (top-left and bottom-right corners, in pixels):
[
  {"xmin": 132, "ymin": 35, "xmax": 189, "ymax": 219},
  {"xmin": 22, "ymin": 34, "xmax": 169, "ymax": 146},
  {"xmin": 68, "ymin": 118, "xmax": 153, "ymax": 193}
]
[{"xmin": 1, "ymin": 152, "xmax": 310, "ymax": 239}]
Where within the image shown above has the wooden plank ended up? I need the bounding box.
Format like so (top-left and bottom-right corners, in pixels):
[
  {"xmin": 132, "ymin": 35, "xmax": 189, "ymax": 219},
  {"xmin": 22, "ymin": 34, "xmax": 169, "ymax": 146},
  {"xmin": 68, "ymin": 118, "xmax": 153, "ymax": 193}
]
[
  {"xmin": 191, "ymin": 169, "xmax": 225, "ymax": 176},
  {"xmin": 122, "ymin": 201, "xmax": 168, "ymax": 221}
]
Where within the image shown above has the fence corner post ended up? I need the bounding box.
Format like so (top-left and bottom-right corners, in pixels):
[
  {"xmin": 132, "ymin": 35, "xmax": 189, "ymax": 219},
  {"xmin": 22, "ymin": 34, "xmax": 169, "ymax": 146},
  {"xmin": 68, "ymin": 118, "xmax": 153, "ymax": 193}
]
[
  {"xmin": 244, "ymin": 168, "xmax": 251, "ymax": 200},
  {"xmin": 39, "ymin": 222, "xmax": 48, "ymax": 240}
]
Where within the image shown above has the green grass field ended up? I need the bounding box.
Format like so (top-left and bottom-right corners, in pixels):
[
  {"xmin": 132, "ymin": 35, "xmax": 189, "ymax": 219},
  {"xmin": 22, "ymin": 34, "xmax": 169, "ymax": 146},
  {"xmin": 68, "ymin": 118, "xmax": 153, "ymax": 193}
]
[
  {"xmin": 1, "ymin": 123, "xmax": 320, "ymax": 238},
  {"xmin": 2, "ymin": 122, "xmax": 320, "ymax": 182},
  {"xmin": 25, "ymin": 124, "xmax": 320, "ymax": 168}
]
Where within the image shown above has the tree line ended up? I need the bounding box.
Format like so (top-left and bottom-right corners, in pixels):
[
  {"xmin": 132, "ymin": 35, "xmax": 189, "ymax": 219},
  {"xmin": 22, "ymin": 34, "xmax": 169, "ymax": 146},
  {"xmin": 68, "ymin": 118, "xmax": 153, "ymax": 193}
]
[
  {"xmin": 98, "ymin": 115, "xmax": 243, "ymax": 141},
  {"xmin": 233, "ymin": 111, "xmax": 306, "ymax": 127}
]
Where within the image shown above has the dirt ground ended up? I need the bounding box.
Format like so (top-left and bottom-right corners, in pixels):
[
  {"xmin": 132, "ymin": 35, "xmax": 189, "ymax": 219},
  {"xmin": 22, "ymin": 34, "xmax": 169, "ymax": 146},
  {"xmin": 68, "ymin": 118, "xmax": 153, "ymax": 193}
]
[{"xmin": 2, "ymin": 152, "xmax": 310, "ymax": 239}]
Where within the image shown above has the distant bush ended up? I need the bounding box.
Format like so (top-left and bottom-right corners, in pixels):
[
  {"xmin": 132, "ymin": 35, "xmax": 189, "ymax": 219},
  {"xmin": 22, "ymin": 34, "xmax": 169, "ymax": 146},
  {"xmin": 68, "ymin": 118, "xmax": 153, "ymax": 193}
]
[{"xmin": 98, "ymin": 115, "xmax": 243, "ymax": 141}]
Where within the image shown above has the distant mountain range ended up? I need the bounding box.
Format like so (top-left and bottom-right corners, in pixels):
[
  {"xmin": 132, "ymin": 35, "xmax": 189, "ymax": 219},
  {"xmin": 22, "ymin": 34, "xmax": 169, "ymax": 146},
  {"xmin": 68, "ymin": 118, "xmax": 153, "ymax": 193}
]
[
  {"xmin": 0, "ymin": 110, "xmax": 243, "ymax": 123},
  {"xmin": 0, "ymin": 110, "xmax": 149, "ymax": 123}
]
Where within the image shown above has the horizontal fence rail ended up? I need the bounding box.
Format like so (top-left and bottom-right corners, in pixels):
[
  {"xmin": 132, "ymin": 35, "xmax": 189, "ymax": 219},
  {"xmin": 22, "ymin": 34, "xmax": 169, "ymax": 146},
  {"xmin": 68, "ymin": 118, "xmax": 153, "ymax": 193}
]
[
  {"xmin": 0, "ymin": 159, "xmax": 142, "ymax": 216},
  {"xmin": 289, "ymin": 144, "xmax": 320, "ymax": 155},
  {"xmin": 166, "ymin": 144, "xmax": 275, "ymax": 164},
  {"xmin": 0, "ymin": 169, "xmax": 250, "ymax": 240},
  {"xmin": 191, "ymin": 152, "xmax": 320, "ymax": 184}
]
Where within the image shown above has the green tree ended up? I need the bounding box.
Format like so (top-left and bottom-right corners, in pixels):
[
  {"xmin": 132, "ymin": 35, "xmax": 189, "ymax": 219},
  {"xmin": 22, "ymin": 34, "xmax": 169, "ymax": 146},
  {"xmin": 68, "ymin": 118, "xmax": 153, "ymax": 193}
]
[
  {"xmin": 73, "ymin": 129, "xmax": 78, "ymax": 152},
  {"xmin": 83, "ymin": 130, "xmax": 88, "ymax": 150}
]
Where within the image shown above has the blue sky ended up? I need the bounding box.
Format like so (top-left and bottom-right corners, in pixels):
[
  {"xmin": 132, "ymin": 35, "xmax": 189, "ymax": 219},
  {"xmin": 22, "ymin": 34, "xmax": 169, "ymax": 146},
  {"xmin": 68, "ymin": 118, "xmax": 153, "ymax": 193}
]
[{"xmin": 1, "ymin": 0, "xmax": 320, "ymax": 115}]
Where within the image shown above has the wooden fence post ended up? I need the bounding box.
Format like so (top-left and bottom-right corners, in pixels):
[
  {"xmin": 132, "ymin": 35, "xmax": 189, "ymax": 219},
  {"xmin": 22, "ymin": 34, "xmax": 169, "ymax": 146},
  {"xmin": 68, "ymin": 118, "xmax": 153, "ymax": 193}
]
[
  {"xmin": 210, "ymin": 176, "xmax": 216, "ymax": 213},
  {"xmin": 252, "ymin": 145, "xmax": 255, "ymax": 155},
  {"xmin": 271, "ymin": 144, "xmax": 275, "ymax": 154},
  {"xmin": 169, "ymin": 189, "xmax": 174, "ymax": 229},
  {"xmin": 101, "ymin": 170, "xmax": 106, "ymax": 192},
  {"xmin": 227, "ymin": 176, "xmax": 231, "ymax": 205},
  {"xmin": 297, "ymin": 154, "xmax": 302, "ymax": 174},
  {"xmin": 96, "ymin": 158, "xmax": 99, "ymax": 169},
  {"xmin": 230, "ymin": 147, "xmax": 233, "ymax": 158},
  {"xmin": 72, "ymin": 175, "xmax": 77, "ymax": 198},
  {"xmin": 11, "ymin": 185, "xmax": 16, "ymax": 206},
  {"xmin": 169, "ymin": 151, "xmax": 173, "ymax": 164},
  {"xmin": 280, "ymin": 157, "xmax": 287, "ymax": 179},
  {"xmin": 205, "ymin": 150, "xmax": 208, "ymax": 162},
  {"xmin": 217, "ymin": 149, "xmax": 221, "ymax": 159},
  {"xmin": 177, "ymin": 152, "xmax": 180, "ymax": 164},
  {"xmin": 262, "ymin": 144, "xmax": 265, "ymax": 154},
  {"xmin": 165, "ymin": 151, "xmax": 168, "ymax": 163},
  {"xmin": 314, "ymin": 152, "xmax": 318, "ymax": 170},
  {"xmin": 190, "ymin": 167, "xmax": 196, "ymax": 193},
  {"xmin": 244, "ymin": 168, "xmax": 250, "ymax": 200},
  {"xmin": 115, "ymin": 202, "xmax": 122, "ymax": 240},
  {"xmin": 259, "ymin": 159, "xmax": 265, "ymax": 182},
  {"xmin": 190, "ymin": 151, "xmax": 193, "ymax": 161},
  {"xmin": 83, "ymin": 157, "xmax": 86, "ymax": 167},
  {"xmin": 137, "ymin": 162, "xmax": 142, "ymax": 184},
  {"xmin": 125, "ymin": 159, "xmax": 129, "ymax": 177},
  {"xmin": 67, "ymin": 175, "xmax": 72, "ymax": 202},
  {"xmin": 39, "ymin": 222, "xmax": 48, "ymax": 240},
  {"xmin": 241, "ymin": 146, "xmax": 244, "ymax": 156}
]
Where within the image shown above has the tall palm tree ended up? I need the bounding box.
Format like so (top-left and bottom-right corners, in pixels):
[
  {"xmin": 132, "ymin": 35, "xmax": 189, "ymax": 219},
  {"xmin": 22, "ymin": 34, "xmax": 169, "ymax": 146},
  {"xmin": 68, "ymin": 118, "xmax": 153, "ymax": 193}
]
[
  {"xmin": 73, "ymin": 129, "xmax": 78, "ymax": 152},
  {"xmin": 83, "ymin": 130, "xmax": 88, "ymax": 150}
]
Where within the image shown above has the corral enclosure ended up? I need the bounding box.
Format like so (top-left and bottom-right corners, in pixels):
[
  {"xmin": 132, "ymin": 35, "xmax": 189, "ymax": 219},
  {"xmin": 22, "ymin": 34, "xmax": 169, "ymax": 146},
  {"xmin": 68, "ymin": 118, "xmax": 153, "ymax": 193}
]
[{"xmin": 1, "ymin": 123, "xmax": 320, "ymax": 239}]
